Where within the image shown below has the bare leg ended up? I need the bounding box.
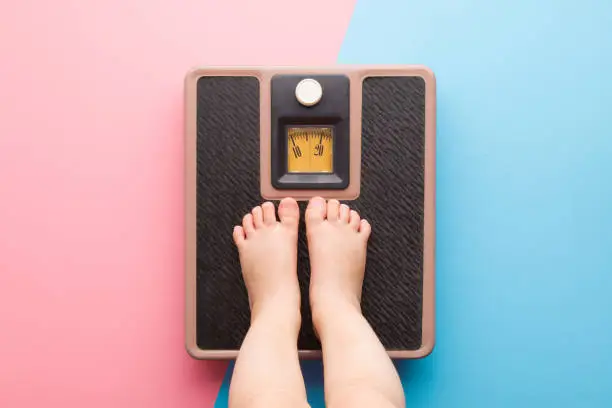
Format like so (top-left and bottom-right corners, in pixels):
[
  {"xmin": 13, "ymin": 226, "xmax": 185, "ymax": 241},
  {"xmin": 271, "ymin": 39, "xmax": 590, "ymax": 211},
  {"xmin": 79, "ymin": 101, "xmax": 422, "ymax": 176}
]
[
  {"xmin": 229, "ymin": 198, "xmax": 309, "ymax": 408},
  {"xmin": 306, "ymin": 197, "xmax": 405, "ymax": 408}
]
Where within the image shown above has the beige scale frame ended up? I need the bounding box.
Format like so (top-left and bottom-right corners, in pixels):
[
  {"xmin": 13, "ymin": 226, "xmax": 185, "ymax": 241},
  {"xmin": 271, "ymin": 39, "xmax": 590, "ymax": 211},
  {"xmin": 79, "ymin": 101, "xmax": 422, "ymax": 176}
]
[{"xmin": 185, "ymin": 66, "xmax": 436, "ymax": 359}]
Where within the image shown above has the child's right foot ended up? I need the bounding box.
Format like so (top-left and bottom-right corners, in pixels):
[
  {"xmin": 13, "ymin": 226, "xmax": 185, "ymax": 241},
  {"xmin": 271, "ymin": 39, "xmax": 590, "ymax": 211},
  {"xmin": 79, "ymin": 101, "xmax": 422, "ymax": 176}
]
[{"xmin": 305, "ymin": 197, "xmax": 372, "ymax": 323}]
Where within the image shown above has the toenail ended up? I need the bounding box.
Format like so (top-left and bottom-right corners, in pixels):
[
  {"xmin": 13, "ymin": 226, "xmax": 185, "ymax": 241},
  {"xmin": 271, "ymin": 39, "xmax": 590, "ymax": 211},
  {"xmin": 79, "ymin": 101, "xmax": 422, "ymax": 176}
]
[{"xmin": 311, "ymin": 197, "xmax": 325, "ymax": 207}]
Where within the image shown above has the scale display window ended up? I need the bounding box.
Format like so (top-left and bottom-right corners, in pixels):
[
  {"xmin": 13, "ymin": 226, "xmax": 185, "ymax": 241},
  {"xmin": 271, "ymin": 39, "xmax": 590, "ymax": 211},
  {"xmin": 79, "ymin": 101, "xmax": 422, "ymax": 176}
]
[{"xmin": 286, "ymin": 126, "xmax": 334, "ymax": 174}]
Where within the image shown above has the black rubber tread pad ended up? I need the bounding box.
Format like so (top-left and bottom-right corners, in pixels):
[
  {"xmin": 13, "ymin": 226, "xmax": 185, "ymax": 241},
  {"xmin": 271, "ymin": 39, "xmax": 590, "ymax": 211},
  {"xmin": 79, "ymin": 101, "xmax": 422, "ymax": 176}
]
[{"xmin": 196, "ymin": 75, "xmax": 425, "ymax": 351}]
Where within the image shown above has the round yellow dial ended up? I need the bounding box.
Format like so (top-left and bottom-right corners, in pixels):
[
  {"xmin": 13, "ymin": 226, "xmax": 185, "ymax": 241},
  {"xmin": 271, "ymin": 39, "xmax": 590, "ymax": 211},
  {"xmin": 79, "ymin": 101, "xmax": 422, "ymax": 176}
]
[{"xmin": 287, "ymin": 127, "xmax": 333, "ymax": 173}]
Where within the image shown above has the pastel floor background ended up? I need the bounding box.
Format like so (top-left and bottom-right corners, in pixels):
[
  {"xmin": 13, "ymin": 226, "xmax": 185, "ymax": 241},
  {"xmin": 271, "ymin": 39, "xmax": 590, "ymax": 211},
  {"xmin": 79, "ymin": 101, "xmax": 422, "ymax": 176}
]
[
  {"xmin": 1, "ymin": 0, "xmax": 611, "ymax": 407},
  {"xmin": 0, "ymin": 0, "xmax": 353, "ymax": 406},
  {"xmin": 337, "ymin": 2, "xmax": 611, "ymax": 407}
]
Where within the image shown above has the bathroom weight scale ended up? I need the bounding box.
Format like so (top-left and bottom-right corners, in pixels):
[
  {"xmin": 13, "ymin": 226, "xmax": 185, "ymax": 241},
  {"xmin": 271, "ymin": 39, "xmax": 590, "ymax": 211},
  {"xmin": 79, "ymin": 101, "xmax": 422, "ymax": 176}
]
[{"xmin": 185, "ymin": 66, "xmax": 436, "ymax": 359}]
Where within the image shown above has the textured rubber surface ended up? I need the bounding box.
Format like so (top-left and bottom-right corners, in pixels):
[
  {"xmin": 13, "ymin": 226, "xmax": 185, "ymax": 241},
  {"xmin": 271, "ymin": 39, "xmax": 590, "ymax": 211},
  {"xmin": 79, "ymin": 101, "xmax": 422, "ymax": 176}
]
[
  {"xmin": 196, "ymin": 76, "xmax": 426, "ymax": 351},
  {"xmin": 353, "ymin": 76, "xmax": 425, "ymax": 349},
  {"xmin": 196, "ymin": 77, "xmax": 258, "ymax": 349}
]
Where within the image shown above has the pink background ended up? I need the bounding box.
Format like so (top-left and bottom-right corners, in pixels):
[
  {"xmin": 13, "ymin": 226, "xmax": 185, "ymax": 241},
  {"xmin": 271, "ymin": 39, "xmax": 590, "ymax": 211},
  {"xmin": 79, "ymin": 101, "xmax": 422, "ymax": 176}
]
[{"xmin": 0, "ymin": 1, "xmax": 355, "ymax": 406}]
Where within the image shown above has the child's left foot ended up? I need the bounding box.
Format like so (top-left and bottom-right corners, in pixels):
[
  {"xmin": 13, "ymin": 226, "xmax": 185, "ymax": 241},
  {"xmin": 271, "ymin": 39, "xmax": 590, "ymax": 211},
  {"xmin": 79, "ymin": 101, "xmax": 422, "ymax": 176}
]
[{"xmin": 233, "ymin": 198, "xmax": 301, "ymax": 325}]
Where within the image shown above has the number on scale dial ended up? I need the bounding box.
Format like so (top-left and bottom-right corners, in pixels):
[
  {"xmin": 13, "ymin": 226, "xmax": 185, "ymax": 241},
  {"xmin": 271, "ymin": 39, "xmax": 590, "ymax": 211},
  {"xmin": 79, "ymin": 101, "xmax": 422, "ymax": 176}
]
[{"xmin": 287, "ymin": 127, "xmax": 333, "ymax": 173}]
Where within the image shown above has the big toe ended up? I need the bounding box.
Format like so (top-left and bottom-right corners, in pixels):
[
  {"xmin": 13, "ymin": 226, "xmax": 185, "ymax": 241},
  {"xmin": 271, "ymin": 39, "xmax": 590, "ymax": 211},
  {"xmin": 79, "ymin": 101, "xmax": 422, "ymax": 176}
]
[
  {"xmin": 278, "ymin": 197, "xmax": 300, "ymax": 226},
  {"xmin": 306, "ymin": 197, "xmax": 327, "ymax": 225}
]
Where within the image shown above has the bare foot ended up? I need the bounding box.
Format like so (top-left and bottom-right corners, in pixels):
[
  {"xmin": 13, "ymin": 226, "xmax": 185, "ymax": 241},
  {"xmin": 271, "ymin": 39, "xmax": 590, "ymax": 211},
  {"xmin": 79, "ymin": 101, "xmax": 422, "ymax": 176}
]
[
  {"xmin": 233, "ymin": 198, "xmax": 301, "ymax": 324},
  {"xmin": 305, "ymin": 197, "xmax": 372, "ymax": 321}
]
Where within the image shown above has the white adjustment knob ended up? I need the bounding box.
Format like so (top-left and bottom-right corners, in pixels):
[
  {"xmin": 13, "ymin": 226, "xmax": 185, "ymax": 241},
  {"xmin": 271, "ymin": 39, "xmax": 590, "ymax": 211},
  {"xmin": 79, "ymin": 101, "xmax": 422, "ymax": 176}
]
[{"xmin": 295, "ymin": 78, "xmax": 323, "ymax": 107}]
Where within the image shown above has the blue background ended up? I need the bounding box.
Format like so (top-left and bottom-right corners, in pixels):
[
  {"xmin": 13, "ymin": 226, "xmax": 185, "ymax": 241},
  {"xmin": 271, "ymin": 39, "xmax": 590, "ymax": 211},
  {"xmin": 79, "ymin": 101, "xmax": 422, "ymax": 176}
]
[{"xmin": 216, "ymin": 1, "xmax": 612, "ymax": 406}]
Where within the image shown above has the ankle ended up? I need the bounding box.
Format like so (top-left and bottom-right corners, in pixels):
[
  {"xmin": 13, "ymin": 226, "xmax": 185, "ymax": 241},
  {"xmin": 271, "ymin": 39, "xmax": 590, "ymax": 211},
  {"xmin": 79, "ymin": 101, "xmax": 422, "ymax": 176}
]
[
  {"xmin": 311, "ymin": 290, "xmax": 362, "ymax": 333},
  {"xmin": 251, "ymin": 296, "xmax": 302, "ymax": 329}
]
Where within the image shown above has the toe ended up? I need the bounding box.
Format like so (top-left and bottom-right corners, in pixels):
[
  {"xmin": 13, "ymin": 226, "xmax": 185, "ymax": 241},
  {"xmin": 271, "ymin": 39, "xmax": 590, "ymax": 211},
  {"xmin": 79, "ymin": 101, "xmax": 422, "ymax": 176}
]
[
  {"xmin": 359, "ymin": 219, "xmax": 372, "ymax": 239},
  {"xmin": 262, "ymin": 201, "xmax": 276, "ymax": 225},
  {"xmin": 232, "ymin": 226, "xmax": 245, "ymax": 245},
  {"xmin": 349, "ymin": 210, "xmax": 361, "ymax": 231},
  {"xmin": 278, "ymin": 197, "xmax": 300, "ymax": 226},
  {"xmin": 251, "ymin": 206, "xmax": 264, "ymax": 228},
  {"xmin": 242, "ymin": 213, "xmax": 255, "ymax": 236},
  {"xmin": 306, "ymin": 197, "xmax": 327, "ymax": 224},
  {"xmin": 339, "ymin": 204, "xmax": 350, "ymax": 223},
  {"xmin": 327, "ymin": 199, "xmax": 340, "ymax": 221}
]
